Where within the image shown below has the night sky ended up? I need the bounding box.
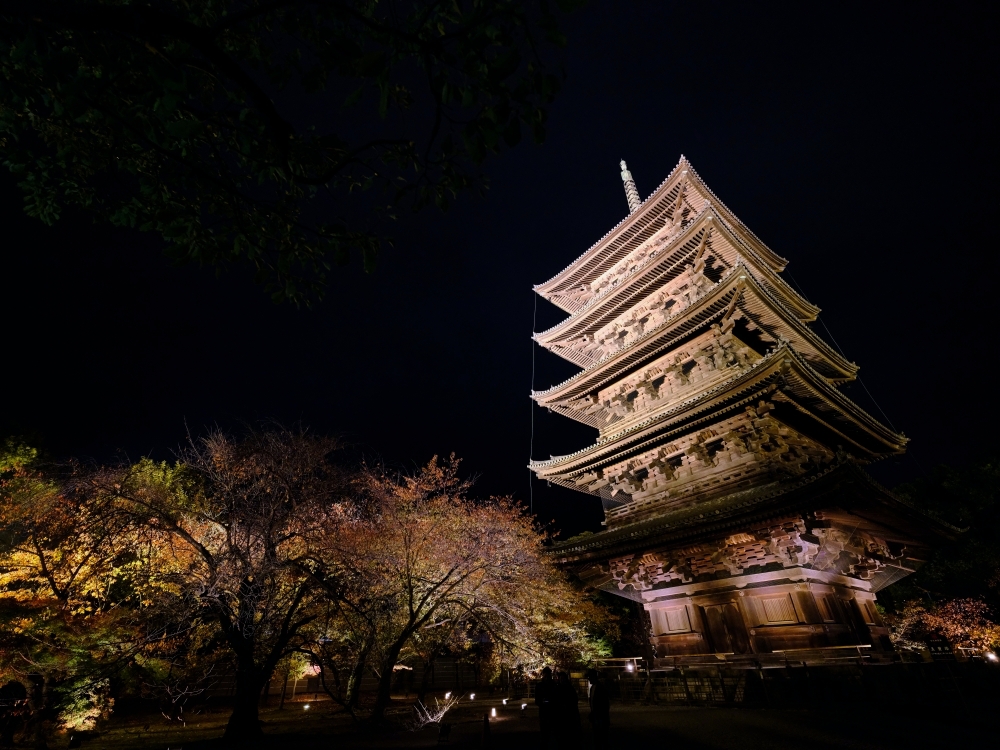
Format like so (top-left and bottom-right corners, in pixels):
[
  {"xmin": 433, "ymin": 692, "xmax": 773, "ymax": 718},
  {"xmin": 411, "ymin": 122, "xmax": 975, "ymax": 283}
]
[{"xmin": 2, "ymin": 2, "xmax": 996, "ymax": 538}]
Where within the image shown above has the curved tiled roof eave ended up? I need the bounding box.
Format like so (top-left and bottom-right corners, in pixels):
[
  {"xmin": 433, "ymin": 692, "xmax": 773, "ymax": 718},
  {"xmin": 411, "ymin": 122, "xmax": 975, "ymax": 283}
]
[
  {"xmin": 533, "ymin": 157, "xmax": 690, "ymax": 297},
  {"xmin": 533, "ymin": 207, "xmax": 819, "ymax": 347},
  {"xmin": 530, "ymin": 349, "xmax": 791, "ymax": 471},
  {"xmin": 533, "ymin": 205, "xmax": 725, "ymax": 339},
  {"xmin": 534, "ymin": 156, "xmax": 788, "ymax": 299},
  {"xmin": 700, "ymin": 209, "xmax": 818, "ymax": 322},
  {"xmin": 729, "ymin": 268, "xmax": 855, "ymax": 377},
  {"xmin": 531, "ymin": 265, "xmax": 749, "ymax": 396},
  {"xmin": 682, "ymin": 159, "xmax": 788, "ymax": 269},
  {"xmin": 550, "ymin": 463, "xmax": 848, "ymax": 556},
  {"xmin": 528, "ymin": 344, "xmax": 904, "ymax": 473},
  {"xmin": 532, "ymin": 297, "xmax": 734, "ymax": 403},
  {"xmin": 544, "ymin": 383, "xmax": 783, "ymax": 479},
  {"xmin": 531, "ymin": 264, "xmax": 856, "ymax": 405},
  {"xmin": 778, "ymin": 343, "xmax": 907, "ymax": 450},
  {"xmin": 546, "ymin": 461, "xmax": 858, "ymax": 556},
  {"xmin": 548, "ymin": 461, "xmax": 958, "ymax": 558}
]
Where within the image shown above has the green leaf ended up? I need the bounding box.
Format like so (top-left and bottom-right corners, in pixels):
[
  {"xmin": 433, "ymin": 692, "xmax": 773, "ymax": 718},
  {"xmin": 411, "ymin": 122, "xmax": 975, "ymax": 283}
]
[
  {"xmin": 357, "ymin": 51, "xmax": 386, "ymax": 76},
  {"xmin": 378, "ymin": 83, "xmax": 389, "ymax": 119},
  {"xmin": 488, "ymin": 51, "xmax": 521, "ymax": 83},
  {"xmin": 344, "ymin": 86, "xmax": 364, "ymax": 109},
  {"xmin": 362, "ymin": 243, "xmax": 378, "ymax": 273}
]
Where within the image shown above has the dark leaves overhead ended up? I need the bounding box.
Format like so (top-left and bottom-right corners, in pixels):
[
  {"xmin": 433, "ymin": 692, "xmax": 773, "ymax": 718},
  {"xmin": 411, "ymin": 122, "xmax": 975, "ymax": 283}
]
[{"xmin": 0, "ymin": 0, "xmax": 579, "ymax": 304}]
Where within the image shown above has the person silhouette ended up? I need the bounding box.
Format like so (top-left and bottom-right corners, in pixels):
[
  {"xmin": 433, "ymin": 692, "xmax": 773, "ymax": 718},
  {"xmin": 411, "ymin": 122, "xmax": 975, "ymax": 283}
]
[
  {"xmin": 586, "ymin": 668, "xmax": 611, "ymax": 750},
  {"xmin": 555, "ymin": 672, "xmax": 581, "ymax": 749},
  {"xmin": 534, "ymin": 667, "xmax": 556, "ymax": 747}
]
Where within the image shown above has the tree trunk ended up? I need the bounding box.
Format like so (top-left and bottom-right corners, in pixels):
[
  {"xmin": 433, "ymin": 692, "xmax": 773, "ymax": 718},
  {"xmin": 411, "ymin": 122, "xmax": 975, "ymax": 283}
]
[
  {"xmin": 24, "ymin": 675, "xmax": 50, "ymax": 750},
  {"xmin": 417, "ymin": 655, "xmax": 436, "ymax": 703},
  {"xmin": 345, "ymin": 638, "xmax": 373, "ymax": 709},
  {"xmin": 371, "ymin": 641, "xmax": 406, "ymax": 720},
  {"xmin": 278, "ymin": 673, "xmax": 289, "ymax": 710},
  {"xmin": 224, "ymin": 660, "xmax": 266, "ymax": 740}
]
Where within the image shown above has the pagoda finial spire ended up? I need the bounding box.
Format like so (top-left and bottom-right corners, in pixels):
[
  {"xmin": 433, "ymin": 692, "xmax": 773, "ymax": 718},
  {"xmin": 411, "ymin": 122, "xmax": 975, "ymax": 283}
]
[{"xmin": 620, "ymin": 160, "xmax": 642, "ymax": 214}]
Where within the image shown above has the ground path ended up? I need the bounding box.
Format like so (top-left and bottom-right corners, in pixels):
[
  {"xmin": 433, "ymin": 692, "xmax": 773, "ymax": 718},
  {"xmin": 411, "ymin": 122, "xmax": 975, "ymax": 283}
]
[{"xmin": 82, "ymin": 698, "xmax": 991, "ymax": 750}]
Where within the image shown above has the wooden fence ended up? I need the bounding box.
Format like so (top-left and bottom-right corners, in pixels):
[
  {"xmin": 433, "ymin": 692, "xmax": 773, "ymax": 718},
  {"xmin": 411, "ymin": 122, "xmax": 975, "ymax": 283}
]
[{"xmin": 598, "ymin": 661, "xmax": 1000, "ymax": 712}]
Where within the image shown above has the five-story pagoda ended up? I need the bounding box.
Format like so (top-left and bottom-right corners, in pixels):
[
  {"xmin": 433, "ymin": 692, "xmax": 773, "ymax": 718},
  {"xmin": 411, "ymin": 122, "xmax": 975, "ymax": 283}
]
[{"xmin": 530, "ymin": 157, "xmax": 953, "ymax": 663}]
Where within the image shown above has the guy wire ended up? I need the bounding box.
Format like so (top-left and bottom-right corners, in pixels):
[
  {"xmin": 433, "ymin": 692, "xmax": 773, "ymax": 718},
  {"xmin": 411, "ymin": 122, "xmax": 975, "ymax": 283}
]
[
  {"xmin": 785, "ymin": 270, "xmax": 919, "ymax": 469},
  {"xmin": 785, "ymin": 271, "xmax": 897, "ymax": 429},
  {"xmin": 529, "ymin": 292, "xmax": 537, "ymax": 515}
]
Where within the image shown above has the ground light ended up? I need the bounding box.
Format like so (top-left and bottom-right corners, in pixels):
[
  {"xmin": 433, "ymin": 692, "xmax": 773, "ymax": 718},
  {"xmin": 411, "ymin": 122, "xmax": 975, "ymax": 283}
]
[
  {"xmin": 491, "ymin": 708, "xmax": 496, "ymax": 717},
  {"xmin": 502, "ymin": 699, "xmax": 507, "ymax": 705},
  {"xmin": 445, "ymin": 692, "xmax": 451, "ymax": 699},
  {"xmin": 521, "ymin": 704, "xmax": 527, "ymax": 710},
  {"xmin": 303, "ymin": 704, "xmax": 310, "ymax": 710},
  {"xmin": 470, "ymin": 693, "xmax": 475, "ymax": 699},
  {"xmin": 987, "ymin": 652, "xmax": 998, "ymax": 662}
]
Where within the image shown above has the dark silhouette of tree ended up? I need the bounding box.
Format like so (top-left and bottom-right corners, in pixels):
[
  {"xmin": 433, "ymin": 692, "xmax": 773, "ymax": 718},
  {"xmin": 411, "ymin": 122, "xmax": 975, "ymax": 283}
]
[
  {"xmin": 882, "ymin": 450, "xmax": 1000, "ymax": 610},
  {"xmin": 877, "ymin": 450, "xmax": 1000, "ymax": 654},
  {"xmin": 0, "ymin": 0, "xmax": 578, "ymax": 304}
]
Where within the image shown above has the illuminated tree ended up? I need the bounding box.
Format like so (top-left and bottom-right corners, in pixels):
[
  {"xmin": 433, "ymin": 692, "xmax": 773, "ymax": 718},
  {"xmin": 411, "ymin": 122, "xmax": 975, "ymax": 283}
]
[
  {"xmin": 307, "ymin": 456, "xmax": 610, "ymax": 719},
  {"xmin": 403, "ymin": 607, "xmax": 471, "ymax": 703},
  {"xmin": 271, "ymin": 652, "xmax": 313, "ymax": 710},
  {"xmin": 926, "ymin": 599, "xmax": 1000, "ymax": 651},
  {"xmin": 886, "ymin": 597, "xmax": 1000, "ymax": 653},
  {"xmin": 0, "ymin": 0, "xmax": 577, "ymax": 304},
  {"xmin": 0, "ymin": 442, "xmax": 137, "ymax": 748},
  {"xmin": 99, "ymin": 428, "xmax": 346, "ymax": 740},
  {"xmin": 3, "ymin": 434, "xmax": 611, "ymax": 741}
]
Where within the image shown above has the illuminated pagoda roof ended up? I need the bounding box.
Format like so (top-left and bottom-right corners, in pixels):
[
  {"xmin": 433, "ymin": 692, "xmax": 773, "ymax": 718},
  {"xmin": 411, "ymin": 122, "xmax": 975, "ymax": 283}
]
[
  {"xmin": 530, "ymin": 157, "xmax": 952, "ymax": 664},
  {"xmin": 534, "ymin": 156, "xmax": 791, "ymax": 314},
  {"xmin": 549, "ymin": 459, "xmax": 958, "ymax": 595},
  {"xmin": 533, "ymin": 204, "xmax": 818, "ymax": 357},
  {"xmin": 531, "ymin": 342, "xmax": 902, "ymax": 462},
  {"xmin": 550, "ymin": 460, "xmax": 955, "ymax": 561},
  {"xmin": 531, "ymin": 260, "xmax": 858, "ymax": 421},
  {"xmin": 531, "ymin": 157, "xmax": 905, "ymax": 531}
]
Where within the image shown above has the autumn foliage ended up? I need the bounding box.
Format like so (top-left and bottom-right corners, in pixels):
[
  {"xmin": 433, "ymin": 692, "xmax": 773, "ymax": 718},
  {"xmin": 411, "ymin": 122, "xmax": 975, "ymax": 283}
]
[
  {"xmin": 885, "ymin": 597, "xmax": 1000, "ymax": 654},
  {"xmin": 0, "ymin": 431, "xmax": 609, "ymax": 744},
  {"xmin": 306, "ymin": 455, "xmax": 611, "ymax": 718}
]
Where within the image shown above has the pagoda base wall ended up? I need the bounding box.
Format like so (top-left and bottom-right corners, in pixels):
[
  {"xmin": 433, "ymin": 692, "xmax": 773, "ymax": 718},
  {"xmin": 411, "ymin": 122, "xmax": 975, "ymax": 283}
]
[{"xmin": 642, "ymin": 570, "xmax": 891, "ymax": 659}]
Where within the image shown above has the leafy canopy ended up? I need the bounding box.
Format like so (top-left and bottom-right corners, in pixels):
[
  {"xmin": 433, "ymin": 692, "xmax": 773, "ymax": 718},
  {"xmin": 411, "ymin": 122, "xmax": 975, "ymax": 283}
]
[
  {"xmin": 0, "ymin": 0, "xmax": 578, "ymax": 304},
  {"xmin": 883, "ymin": 451, "xmax": 1000, "ymax": 608},
  {"xmin": 305, "ymin": 454, "xmax": 611, "ymax": 718},
  {"xmin": 0, "ymin": 442, "xmax": 137, "ymax": 739},
  {"xmin": 1, "ymin": 434, "xmax": 613, "ymax": 739},
  {"xmin": 879, "ymin": 449, "xmax": 1000, "ymax": 652}
]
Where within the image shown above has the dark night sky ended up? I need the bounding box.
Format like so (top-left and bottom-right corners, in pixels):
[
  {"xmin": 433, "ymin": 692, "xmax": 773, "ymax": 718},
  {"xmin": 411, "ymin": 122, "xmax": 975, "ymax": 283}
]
[{"xmin": 2, "ymin": 2, "xmax": 997, "ymax": 538}]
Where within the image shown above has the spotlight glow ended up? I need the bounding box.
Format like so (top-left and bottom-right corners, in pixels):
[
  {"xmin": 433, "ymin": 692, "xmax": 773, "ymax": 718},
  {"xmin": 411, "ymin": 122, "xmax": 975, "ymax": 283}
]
[
  {"xmin": 445, "ymin": 692, "xmax": 451, "ymax": 699},
  {"xmin": 470, "ymin": 693, "xmax": 475, "ymax": 700},
  {"xmin": 491, "ymin": 708, "xmax": 496, "ymax": 717},
  {"xmin": 987, "ymin": 652, "xmax": 998, "ymax": 662},
  {"xmin": 502, "ymin": 699, "xmax": 507, "ymax": 705},
  {"xmin": 303, "ymin": 704, "xmax": 310, "ymax": 710},
  {"xmin": 521, "ymin": 703, "xmax": 527, "ymax": 710}
]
